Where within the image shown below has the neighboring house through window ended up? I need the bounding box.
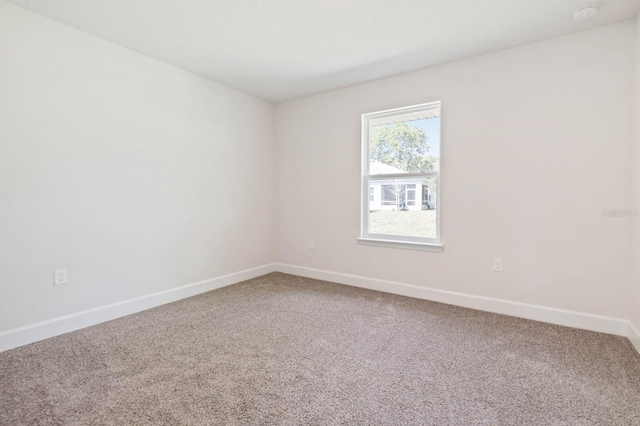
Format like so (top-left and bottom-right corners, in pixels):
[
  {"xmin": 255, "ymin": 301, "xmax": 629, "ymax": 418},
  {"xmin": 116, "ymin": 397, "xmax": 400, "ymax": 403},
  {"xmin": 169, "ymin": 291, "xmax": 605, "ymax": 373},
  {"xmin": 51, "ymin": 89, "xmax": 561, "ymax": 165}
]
[{"xmin": 358, "ymin": 101, "xmax": 442, "ymax": 251}]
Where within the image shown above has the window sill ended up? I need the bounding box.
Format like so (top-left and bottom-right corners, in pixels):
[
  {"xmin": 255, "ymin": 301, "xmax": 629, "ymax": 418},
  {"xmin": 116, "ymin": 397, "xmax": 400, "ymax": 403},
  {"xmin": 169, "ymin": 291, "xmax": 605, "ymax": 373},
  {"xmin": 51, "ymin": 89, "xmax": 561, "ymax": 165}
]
[{"xmin": 356, "ymin": 238, "xmax": 444, "ymax": 252}]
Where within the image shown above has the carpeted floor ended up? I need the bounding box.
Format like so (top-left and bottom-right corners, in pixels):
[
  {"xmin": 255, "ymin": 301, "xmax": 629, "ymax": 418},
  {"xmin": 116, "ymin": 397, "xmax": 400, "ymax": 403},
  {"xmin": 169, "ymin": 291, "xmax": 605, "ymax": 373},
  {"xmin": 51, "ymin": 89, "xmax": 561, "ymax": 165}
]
[{"xmin": 1, "ymin": 272, "xmax": 640, "ymax": 425}]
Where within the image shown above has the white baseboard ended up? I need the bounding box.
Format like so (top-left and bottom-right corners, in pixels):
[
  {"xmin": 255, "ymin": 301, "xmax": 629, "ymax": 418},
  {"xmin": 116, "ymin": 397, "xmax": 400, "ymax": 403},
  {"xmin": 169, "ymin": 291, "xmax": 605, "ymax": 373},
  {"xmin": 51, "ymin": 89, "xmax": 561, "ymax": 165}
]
[
  {"xmin": 275, "ymin": 263, "xmax": 630, "ymax": 337},
  {"xmin": 629, "ymin": 321, "xmax": 640, "ymax": 355},
  {"xmin": 4, "ymin": 263, "xmax": 637, "ymax": 356},
  {"xmin": 0, "ymin": 263, "xmax": 276, "ymax": 353}
]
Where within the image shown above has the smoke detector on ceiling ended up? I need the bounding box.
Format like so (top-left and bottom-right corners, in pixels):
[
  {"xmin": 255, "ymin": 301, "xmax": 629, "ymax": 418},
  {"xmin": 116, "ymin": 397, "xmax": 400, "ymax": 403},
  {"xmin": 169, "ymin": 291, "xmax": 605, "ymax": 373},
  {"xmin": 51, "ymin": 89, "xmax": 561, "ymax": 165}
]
[{"xmin": 572, "ymin": 4, "xmax": 599, "ymax": 21}]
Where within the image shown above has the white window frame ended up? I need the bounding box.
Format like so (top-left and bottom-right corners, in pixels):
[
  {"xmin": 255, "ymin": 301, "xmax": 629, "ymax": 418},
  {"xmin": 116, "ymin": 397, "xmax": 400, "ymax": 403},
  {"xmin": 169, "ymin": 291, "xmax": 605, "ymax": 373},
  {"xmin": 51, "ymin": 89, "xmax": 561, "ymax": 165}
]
[{"xmin": 357, "ymin": 101, "xmax": 443, "ymax": 252}]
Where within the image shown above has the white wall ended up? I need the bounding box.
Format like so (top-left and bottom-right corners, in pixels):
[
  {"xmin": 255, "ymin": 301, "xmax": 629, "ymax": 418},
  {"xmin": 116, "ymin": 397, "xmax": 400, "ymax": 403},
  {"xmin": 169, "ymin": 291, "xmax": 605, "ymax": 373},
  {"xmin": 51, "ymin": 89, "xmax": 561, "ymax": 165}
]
[
  {"xmin": 276, "ymin": 21, "xmax": 635, "ymax": 320},
  {"xmin": 631, "ymin": 13, "xmax": 640, "ymax": 346},
  {"xmin": 1, "ymin": 0, "xmax": 637, "ymax": 345},
  {"xmin": 0, "ymin": 1, "xmax": 276, "ymax": 332}
]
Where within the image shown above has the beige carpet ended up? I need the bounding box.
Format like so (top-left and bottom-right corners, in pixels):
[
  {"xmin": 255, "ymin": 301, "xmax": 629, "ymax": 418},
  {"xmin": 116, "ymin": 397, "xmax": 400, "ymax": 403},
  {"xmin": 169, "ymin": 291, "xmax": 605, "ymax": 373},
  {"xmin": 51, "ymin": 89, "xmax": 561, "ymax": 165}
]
[{"xmin": 1, "ymin": 272, "xmax": 640, "ymax": 425}]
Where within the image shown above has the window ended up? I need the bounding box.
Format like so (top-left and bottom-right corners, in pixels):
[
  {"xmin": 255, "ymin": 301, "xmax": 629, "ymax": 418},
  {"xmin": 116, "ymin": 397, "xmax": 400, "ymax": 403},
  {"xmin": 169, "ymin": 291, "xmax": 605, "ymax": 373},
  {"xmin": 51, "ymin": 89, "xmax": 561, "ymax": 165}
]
[
  {"xmin": 382, "ymin": 184, "xmax": 403, "ymax": 206},
  {"xmin": 407, "ymin": 184, "xmax": 416, "ymax": 206},
  {"xmin": 358, "ymin": 102, "xmax": 442, "ymax": 251}
]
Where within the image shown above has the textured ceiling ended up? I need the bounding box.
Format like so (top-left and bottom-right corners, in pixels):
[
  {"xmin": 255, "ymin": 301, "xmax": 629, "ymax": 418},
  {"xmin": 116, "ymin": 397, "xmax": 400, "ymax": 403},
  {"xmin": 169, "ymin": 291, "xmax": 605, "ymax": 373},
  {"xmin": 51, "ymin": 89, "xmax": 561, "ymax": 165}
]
[{"xmin": 5, "ymin": 0, "xmax": 640, "ymax": 103}]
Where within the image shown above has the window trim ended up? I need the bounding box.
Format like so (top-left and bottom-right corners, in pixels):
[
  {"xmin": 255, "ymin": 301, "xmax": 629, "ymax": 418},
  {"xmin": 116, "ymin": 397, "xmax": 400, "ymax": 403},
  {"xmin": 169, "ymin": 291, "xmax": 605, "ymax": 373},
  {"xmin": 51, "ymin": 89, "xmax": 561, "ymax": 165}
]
[
  {"xmin": 359, "ymin": 101, "xmax": 442, "ymax": 251},
  {"xmin": 356, "ymin": 237, "xmax": 444, "ymax": 252}
]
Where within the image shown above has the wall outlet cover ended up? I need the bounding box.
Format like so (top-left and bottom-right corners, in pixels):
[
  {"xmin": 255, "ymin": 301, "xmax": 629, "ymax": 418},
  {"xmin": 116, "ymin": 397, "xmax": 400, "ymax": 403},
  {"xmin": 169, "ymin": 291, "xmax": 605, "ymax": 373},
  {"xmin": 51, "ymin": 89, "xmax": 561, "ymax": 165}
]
[
  {"xmin": 54, "ymin": 269, "xmax": 67, "ymax": 286},
  {"xmin": 493, "ymin": 258, "xmax": 504, "ymax": 272}
]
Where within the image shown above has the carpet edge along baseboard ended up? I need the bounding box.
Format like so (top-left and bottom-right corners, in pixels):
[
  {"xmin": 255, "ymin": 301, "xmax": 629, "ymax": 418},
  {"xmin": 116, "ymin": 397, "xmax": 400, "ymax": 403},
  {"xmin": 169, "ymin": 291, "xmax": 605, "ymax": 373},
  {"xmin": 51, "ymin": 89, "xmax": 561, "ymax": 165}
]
[
  {"xmin": 0, "ymin": 263, "xmax": 277, "ymax": 352},
  {"xmin": 1, "ymin": 263, "xmax": 636, "ymax": 355}
]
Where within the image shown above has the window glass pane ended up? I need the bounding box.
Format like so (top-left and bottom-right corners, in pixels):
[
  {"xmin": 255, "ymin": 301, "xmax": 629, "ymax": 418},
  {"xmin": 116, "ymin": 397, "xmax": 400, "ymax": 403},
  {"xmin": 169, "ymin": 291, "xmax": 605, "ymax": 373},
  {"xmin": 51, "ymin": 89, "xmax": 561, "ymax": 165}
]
[
  {"xmin": 368, "ymin": 176, "xmax": 437, "ymax": 239},
  {"xmin": 369, "ymin": 113, "xmax": 440, "ymax": 174},
  {"xmin": 381, "ymin": 183, "xmax": 405, "ymax": 206},
  {"xmin": 407, "ymin": 185, "xmax": 416, "ymax": 206},
  {"xmin": 421, "ymin": 177, "xmax": 437, "ymax": 210}
]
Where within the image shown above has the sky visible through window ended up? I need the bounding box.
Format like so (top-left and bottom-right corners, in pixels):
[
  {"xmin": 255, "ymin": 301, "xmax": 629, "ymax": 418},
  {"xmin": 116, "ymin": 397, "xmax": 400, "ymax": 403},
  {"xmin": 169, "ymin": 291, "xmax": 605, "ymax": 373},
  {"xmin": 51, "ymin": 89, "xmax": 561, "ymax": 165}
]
[{"xmin": 413, "ymin": 117, "xmax": 440, "ymax": 157}]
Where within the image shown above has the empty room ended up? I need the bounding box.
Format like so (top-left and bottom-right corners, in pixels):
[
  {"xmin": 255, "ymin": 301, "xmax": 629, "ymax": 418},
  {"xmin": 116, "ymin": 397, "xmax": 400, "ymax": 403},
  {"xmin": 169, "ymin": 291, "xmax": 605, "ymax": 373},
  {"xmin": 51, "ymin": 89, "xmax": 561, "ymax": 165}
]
[{"xmin": 1, "ymin": 0, "xmax": 640, "ymax": 424}]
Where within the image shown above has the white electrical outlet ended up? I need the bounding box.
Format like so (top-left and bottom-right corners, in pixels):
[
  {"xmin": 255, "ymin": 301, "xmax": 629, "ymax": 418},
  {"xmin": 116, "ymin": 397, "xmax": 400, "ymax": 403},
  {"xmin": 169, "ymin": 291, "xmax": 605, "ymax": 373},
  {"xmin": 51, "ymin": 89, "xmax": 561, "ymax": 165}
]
[
  {"xmin": 493, "ymin": 258, "xmax": 503, "ymax": 272},
  {"xmin": 54, "ymin": 269, "xmax": 67, "ymax": 286},
  {"xmin": 308, "ymin": 239, "xmax": 315, "ymax": 249}
]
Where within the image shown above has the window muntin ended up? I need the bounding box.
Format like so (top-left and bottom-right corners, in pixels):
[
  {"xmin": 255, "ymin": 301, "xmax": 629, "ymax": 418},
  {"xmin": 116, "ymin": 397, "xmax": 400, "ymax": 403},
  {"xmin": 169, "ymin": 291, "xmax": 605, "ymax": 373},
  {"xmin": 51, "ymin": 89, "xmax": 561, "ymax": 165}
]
[{"xmin": 361, "ymin": 102, "xmax": 441, "ymax": 246}]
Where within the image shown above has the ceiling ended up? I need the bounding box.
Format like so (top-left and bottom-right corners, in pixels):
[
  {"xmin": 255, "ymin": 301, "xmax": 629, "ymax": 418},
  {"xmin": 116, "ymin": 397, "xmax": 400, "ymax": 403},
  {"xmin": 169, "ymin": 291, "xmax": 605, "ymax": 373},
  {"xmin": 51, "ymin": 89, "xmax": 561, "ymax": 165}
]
[{"xmin": 6, "ymin": 0, "xmax": 640, "ymax": 103}]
